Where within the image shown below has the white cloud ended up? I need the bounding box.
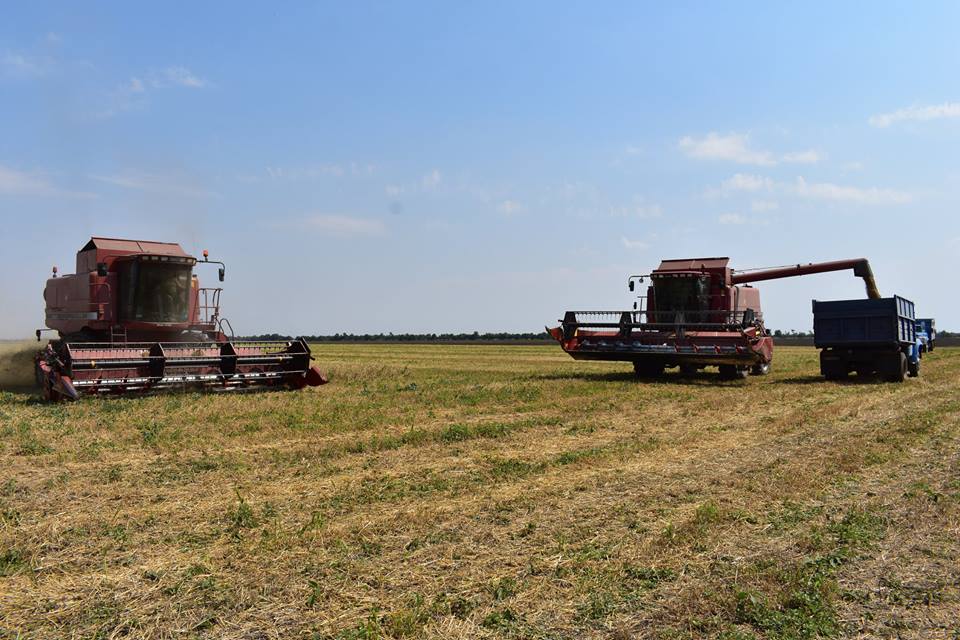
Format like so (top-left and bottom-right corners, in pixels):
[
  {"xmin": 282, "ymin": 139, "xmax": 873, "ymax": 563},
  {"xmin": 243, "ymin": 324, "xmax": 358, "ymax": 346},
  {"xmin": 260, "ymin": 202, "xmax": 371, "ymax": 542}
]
[
  {"xmin": 91, "ymin": 172, "xmax": 217, "ymax": 198},
  {"xmin": 0, "ymin": 165, "xmax": 51, "ymax": 194},
  {"xmin": 421, "ymin": 169, "xmax": 442, "ymax": 190},
  {"xmin": 610, "ymin": 200, "xmax": 663, "ymax": 219},
  {"xmin": 781, "ymin": 150, "xmax": 820, "ymax": 164},
  {"xmin": 303, "ymin": 214, "xmax": 386, "ymax": 236},
  {"xmin": 498, "ymin": 200, "xmax": 526, "ymax": 215},
  {"xmin": 126, "ymin": 77, "xmax": 146, "ymax": 93},
  {"xmin": 750, "ymin": 200, "xmax": 779, "ymax": 212},
  {"xmin": 100, "ymin": 66, "xmax": 207, "ymax": 117},
  {"xmin": 624, "ymin": 145, "xmax": 643, "ymax": 155},
  {"xmin": 153, "ymin": 66, "xmax": 206, "ymax": 89},
  {"xmin": 715, "ymin": 173, "xmax": 909, "ymax": 206},
  {"xmin": 679, "ymin": 132, "xmax": 776, "ymax": 166},
  {"xmin": 869, "ymin": 102, "xmax": 960, "ymax": 128},
  {"xmin": 0, "ymin": 164, "xmax": 94, "ymax": 198},
  {"xmin": 267, "ymin": 164, "xmax": 344, "ymax": 180},
  {"xmin": 721, "ymin": 173, "xmax": 774, "ymax": 193},
  {"xmin": 621, "ymin": 236, "xmax": 649, "ymax": 250},
  {"xmin": 680, "ymin": 132, "xmax": 820, "ymax": 166},
  {"xmin": 1, "ymin": 52, "xmax": 46, "ymax": 76},
  {"xmin": 789, "ymin": 177, "xmax": 911, "ymax": 204},
  {"xmin": 718, "ymin": 213, "xmax": 747, "ymax": 225}
]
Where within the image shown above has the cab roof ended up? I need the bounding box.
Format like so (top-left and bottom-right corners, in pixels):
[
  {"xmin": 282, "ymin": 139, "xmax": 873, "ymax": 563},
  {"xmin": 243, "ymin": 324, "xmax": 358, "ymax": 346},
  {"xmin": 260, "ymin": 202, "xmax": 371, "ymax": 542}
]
[
  {"xmin": 80, "ymin": 237, "xmax": 191, "ymax": 257},
  {"xmin": 655, "ymin": 257, "xmax": 730, "ymax": 272},
  {"xmin": 76, "ymin": 237, "xmax": 194, "ymax": 272}
]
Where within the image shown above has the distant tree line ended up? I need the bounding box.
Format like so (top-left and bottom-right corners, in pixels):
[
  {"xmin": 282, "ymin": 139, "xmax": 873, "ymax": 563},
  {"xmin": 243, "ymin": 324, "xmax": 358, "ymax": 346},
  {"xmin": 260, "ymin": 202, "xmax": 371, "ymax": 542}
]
[
  {"xmin": 240, "ymin": 331, "xmax": 554, "ymax": 342},
  {"xmin": 771, "ymin": 330, "xmax": 813, "ymax": 337},
  {"xmin": 241, "ymin": 328, "xmax": 955, "ymax": 342}
]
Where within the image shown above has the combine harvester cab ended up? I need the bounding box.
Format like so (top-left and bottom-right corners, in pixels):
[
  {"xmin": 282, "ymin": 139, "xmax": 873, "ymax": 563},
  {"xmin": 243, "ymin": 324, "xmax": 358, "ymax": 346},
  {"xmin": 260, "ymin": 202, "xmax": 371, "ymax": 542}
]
[
  {"xmin": 35, "ymin": 237, "xmax": 327, "ymax": 401},
  {"xmin": 548, "ymin": 256, "xmax": 880, "ymax": 380}
]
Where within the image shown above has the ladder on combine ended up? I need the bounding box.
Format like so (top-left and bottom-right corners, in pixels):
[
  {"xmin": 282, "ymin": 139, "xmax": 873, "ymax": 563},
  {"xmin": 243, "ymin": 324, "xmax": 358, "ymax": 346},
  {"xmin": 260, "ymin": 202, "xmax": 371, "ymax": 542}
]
[{"xmin": 110, "ymin": 325, "xmax": 127, "ymax": 344}]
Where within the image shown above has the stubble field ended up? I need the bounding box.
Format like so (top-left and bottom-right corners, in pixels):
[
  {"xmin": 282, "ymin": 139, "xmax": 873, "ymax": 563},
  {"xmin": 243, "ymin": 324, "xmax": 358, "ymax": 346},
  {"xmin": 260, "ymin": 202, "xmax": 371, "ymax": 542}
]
[{"xmin": 1, "ymin": 343, "xmax": 958, "ymax": 639}]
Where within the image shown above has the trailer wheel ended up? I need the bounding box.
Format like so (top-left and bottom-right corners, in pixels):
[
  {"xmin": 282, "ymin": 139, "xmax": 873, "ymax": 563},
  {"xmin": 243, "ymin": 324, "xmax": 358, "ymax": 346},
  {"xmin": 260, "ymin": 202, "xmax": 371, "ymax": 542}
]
[
  {"xmin": 719, "ymin": 365, "xmax": 748, "ymax": 380},
  {"xmin": 885, "ymin": 353, "xmax": 907, "ymax": 383},
  {"xmin": 750, "ymin": 362, "xmax": 770, "ymax": 376},
  {"xmin": 907, "ymin": 359, "xmax": 919, "ymax": 378},
  {"xmin": 822, "ymin": 362, "xmax": 847, "ymax": 380}
]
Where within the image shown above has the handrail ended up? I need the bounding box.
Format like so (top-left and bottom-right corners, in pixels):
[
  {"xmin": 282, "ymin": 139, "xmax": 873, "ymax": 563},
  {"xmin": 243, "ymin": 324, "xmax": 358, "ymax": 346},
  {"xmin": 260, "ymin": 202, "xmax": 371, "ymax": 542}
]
[
  {"xmin": 560, "ymin": 309, "xmax": 765, "ymax": 340},
  {"xmin": 197, "ymin": 287, "xmax": 222, "ymax": 325}
]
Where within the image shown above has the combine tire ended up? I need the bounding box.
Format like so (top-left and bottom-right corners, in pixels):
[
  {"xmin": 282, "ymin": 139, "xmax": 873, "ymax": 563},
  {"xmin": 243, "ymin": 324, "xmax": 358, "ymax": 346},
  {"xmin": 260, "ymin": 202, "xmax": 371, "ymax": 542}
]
[
  {"xmin": 679, "ymin": 364, "xmax": 699, "ymax": 377},
  {"xmin": 750, "ymin": 362, "xmax": 770, "ymax": 376},
  {"xmin": 885, "ymin": 353, "xmax": 907, "ymax": 383},
  {"xmin": 633, "ymin": 361, "xmax": 664, "ymax": 379},
  {"xmin": 718, "ymin": 365, "xmax": 748, "ymax": 380}
]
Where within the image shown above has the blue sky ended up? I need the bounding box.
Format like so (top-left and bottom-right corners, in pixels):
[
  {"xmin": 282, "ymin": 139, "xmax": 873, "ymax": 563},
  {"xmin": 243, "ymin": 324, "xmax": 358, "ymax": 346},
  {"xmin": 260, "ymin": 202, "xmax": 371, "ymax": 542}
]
[{"xmin": 2, "ymin": 2, "xmax": 959, "ymax": 337}]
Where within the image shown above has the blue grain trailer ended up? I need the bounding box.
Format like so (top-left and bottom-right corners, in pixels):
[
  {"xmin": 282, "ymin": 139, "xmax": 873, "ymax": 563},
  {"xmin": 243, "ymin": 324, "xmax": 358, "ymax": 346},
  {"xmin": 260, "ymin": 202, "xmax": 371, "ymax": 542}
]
[
  {"xmin": 813, "ymin": 296, "xmax": 920, "ymax": 382},
  {"xmin": 916, "ymin": 318, "xmax": 936, "ymax": 352}
]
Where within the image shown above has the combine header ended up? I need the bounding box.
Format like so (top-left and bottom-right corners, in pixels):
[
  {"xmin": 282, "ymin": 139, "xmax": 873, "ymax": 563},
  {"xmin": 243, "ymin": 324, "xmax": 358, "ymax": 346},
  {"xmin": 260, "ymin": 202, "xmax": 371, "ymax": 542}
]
[
  {"xmin": 35, "ymin": 237, "xmax": 327, "ymax": 400},
  {"xmin": 548, "ymin": 257, "xmax": 879, "ymax": 379}
]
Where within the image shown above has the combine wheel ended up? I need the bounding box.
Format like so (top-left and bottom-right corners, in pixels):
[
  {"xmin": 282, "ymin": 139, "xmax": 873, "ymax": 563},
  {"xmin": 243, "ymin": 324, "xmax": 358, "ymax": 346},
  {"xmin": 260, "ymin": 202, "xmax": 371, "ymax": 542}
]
[
  {"xmin": 750, "ymin": 362, "xmax": 771, "ymax": 376},
  {"xmin": 718, "ymin": 365, "xmax": 748, "ymax": 380},
  {"xmin": 679, "ymin": 364, "xmax": 699, "ymax": 377},
  {"xmin": 633, "ymin": 360, "xmax": 664, "ymax": 379}
]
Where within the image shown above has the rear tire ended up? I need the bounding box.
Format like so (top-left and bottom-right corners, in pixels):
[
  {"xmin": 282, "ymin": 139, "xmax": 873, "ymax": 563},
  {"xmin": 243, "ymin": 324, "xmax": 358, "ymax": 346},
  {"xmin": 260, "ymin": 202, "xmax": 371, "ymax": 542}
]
[
  {"xmin": 885, "ymin": 352, "xmax": 907, "ymax": 383},
  {"xmin": 822, "ymin": 362, "xmax": 847, "ymax": 380},
  {"xmin": 679, "ymin": 364, "xmax": 699, "ymax": 377},
  {"xmin": 907, "ymin": 359, "xmax": 919, "ymax": 378}
]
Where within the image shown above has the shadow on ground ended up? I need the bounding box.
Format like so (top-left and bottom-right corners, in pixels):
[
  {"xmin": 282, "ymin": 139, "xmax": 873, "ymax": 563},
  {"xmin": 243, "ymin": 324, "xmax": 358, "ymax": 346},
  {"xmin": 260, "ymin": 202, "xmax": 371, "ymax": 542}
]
[
  {"xmin": 536, "ymin": 370, "xmax": 756, "ymax": 385},
  {"xmin": 778, "ymin": 375, "xmax": 890, "ymax": 386}
]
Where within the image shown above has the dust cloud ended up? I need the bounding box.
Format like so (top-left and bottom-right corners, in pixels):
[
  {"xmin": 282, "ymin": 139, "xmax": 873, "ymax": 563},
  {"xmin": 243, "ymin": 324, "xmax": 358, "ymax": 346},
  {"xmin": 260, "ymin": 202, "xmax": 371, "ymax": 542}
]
[{"xmin": 0, "ymin": 341, "xmax": 39, "ymax": 390}]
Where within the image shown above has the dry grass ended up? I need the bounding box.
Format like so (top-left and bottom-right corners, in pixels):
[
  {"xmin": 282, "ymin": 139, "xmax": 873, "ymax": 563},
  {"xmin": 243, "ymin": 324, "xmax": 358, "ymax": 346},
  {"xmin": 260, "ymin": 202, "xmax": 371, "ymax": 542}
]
[{"xmin": 1, "ymin": 344, "xmax": 958, "ymax": 639}]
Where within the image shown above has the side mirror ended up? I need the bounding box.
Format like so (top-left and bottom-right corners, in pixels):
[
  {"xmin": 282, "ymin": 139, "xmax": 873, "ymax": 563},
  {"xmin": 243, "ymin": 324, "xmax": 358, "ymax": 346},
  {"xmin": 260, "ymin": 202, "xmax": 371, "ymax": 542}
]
[
  {"xmin": 218, "ymin": 267, "xmax": 225, "ymax": 282},
  {"xmin": 97, "ymin": 262, "xmax": 108, "ymax": 277},
  {"xmin": 628, "ymin": 280, "xmax": 635, "ymax": 292}
]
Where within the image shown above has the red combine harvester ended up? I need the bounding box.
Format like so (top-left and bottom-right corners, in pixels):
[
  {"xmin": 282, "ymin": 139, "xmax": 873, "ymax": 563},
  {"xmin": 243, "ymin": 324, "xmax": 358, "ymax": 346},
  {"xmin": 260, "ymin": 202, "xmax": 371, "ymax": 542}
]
[
  {"xmin": 35, "ymin": 237, "xmax": 328, "ymax": 400},
  {"xmin": 548, "ymin": 257, "xmax": 880, "ymax": 379}
]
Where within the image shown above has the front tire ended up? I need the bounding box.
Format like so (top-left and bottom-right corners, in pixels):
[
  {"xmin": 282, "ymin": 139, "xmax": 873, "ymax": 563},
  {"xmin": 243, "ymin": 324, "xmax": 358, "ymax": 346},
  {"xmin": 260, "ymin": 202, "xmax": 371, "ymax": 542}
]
[
  {"xmin": 750, "ymin": 362, "xmax": 771, "ymax": 376},
  {"xmin": 633, "ymin": 360, "xmax": 665, "ymax": 378},
  {"xmin": 719, "ymin": 365, "xmax": 748, "ymax": 380},
  {"xmin": 907, "ymin": 359, "xmax": 919, "ymax": 378}
]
